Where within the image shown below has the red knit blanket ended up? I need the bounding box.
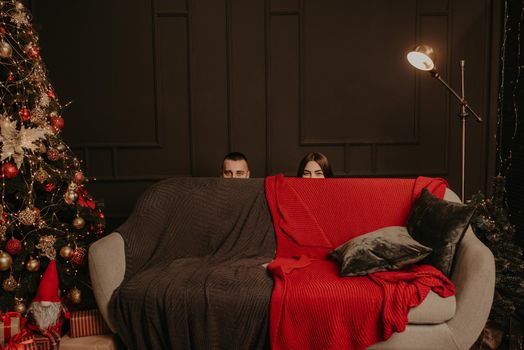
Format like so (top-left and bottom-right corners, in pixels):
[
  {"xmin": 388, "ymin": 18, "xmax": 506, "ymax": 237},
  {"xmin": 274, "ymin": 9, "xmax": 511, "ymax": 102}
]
[{"xmin": 265, "ymin": 175, "xmax": 456, "ymax": 350}]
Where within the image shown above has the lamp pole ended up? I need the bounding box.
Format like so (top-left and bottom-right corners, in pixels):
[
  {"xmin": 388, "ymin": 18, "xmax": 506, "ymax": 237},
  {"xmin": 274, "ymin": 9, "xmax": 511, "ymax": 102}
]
[
  {"xmin": 407, "ymin": 46, "xmax": 482, "ymax": 202},
  {"xmin": 428, "ymin": 63, "xmax": 481, "ymax": 202},
  {"xmin": 460, "ymin": 60, "xmax": 468, "ymax": 203}
]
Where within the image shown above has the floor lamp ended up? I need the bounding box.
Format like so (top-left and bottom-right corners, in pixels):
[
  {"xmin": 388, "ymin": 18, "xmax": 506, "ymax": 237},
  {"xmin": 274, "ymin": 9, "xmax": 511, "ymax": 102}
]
[{"xmin": 407, "ymin": 45, "xmax": 482, "ymax": 202}]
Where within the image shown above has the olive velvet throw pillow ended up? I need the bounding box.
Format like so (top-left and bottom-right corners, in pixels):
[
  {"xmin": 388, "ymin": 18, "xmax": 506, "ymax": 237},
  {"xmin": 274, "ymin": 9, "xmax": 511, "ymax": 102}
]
[
  {"xmin": 330, "ymin": 226, "xmax": 432, "ymax": 276},
  {"xmin": 407, "ymin": 188, "xmax": 475, "ymax": 277}
]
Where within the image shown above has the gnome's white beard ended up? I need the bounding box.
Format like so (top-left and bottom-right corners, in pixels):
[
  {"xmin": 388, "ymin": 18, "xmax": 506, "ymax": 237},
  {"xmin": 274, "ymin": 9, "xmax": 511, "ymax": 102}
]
[{"xmin": 31, "ymin": 301, "xmax": 62, "ymax": 330}]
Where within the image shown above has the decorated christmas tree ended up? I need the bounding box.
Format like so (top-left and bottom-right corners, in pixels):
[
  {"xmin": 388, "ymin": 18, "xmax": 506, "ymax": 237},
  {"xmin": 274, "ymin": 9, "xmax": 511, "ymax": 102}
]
[
  {"xmin": 0, "ymin": 0, "xmax": 105, "ymax": 314},
  {"xmin": 469, "ymin": 176, "xmax": 524, "ymax": 333}
]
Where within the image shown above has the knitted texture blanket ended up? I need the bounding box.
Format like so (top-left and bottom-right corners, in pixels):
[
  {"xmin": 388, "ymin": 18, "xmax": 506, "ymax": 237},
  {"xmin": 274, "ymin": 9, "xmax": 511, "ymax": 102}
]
[
  {"xmin": 109, "ymin": 178, "xmax": 275, "ymax": 350},
  {"xmin": 265, "ymin": 175, "xmax": 455, "ymax": 350}
]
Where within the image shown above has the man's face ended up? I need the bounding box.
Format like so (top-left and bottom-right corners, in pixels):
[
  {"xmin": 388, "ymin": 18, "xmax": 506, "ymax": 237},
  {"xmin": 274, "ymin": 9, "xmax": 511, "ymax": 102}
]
[{"xmin": 222, "ymin": 159, "xmax": 250, "ymax": 178}]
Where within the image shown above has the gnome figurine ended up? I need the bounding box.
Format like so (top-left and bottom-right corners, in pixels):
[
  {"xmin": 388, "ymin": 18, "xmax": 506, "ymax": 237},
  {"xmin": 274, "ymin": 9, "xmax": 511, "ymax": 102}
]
[{"xmin": 28, "ymin": 260, "xmax": 69, "ymax": 349}]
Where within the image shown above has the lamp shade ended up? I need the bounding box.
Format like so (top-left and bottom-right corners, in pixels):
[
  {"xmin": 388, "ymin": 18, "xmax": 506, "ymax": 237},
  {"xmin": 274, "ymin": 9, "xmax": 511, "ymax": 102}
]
[{"xmin": 407, "ymin": 45, "xmax": 436, "ymax": 71}]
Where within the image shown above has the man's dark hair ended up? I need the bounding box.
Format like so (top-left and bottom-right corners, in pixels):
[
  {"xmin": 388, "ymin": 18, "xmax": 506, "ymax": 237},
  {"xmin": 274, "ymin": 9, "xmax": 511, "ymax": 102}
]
[{"xmin": 223, "ymin": 152, "xmax": 248, "ymax": 163}]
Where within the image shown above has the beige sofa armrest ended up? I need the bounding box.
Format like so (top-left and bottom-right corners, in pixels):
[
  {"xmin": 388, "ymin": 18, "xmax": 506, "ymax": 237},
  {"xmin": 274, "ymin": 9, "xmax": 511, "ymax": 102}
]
[
  {"xmin": 88, "ymin": 232, "xmax": 126, "ymax": 333},
  {"xmin": 446, "ymin": 228, "xmax": 495, "ymax": 349},
  {"xmin": 444, "ymin": 188, "xmax": 495, "ymax": 350}
]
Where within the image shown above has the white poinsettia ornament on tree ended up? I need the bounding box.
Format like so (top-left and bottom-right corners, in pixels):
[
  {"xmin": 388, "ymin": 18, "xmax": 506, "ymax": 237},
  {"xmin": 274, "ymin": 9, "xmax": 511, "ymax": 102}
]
[{"xmin": 0, "ymin": 114, "xmax": 51, "ymax": 168}]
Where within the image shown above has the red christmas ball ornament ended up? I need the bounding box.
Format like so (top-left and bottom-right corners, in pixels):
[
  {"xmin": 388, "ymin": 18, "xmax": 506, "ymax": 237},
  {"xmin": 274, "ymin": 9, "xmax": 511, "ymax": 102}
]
[
  {"xmin": 44, "ymin": 183, "xmax": 56, "ymax": 192},
  {"xmin": 71, "ymin": 247, "xmax": 87, "ymax": 267},
  {"xmin": 0, "ymin": 26, "xmax": 6, "ymax": 34},
  {"xmin": 50, "ymin": 115, "xmax": 64, "ymax": 132},
  {"xmin": 47, "ymin": 148, "xmax": 60, "ymax": 161},
  {"xmin": 6, "ymin": 72, "xmax": 14, "ymax": 82},
  {"xmin": 26, "ymin": 44, "xmax": 39, "ymax": 60},
  {"xmin": 98, "ymin": 212, "xmax": 105, "ymax": 219},
  {"xmin": 95, "ymin": 223, "xmax": 105, "ymax": 236},
  {"xmin": 73, "ymin": 171, "xmax": 85, "ymax": 184},
  {"xmin": 5, "ymin": 238, "xmax": 22, "ymax": 255},
  {"xmin": 47, "ymin": 89, "xmax": 56, "ymax": 99},
  {"xmin": 2, "ymin": 163, "xmax": 19, "ymax": 179},
  {"xmin": 19, "ymin": 108, "xmax": 31, "ymax": 122}
]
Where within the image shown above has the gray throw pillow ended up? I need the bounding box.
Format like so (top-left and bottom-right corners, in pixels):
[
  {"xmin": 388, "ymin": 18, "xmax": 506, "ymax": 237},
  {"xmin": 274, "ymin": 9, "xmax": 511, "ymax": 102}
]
[
  {"xmin": 330, "ymin": 226, "xmax": 432, "ymax": 277},
  {"xmin": 407, "ymin": 188, "xmax": 475, "ymax": 277}
]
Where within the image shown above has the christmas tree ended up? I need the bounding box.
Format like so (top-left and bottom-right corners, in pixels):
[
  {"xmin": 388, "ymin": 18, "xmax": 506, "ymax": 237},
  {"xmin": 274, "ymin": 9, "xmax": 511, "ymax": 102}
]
[
  {"xmin": 0, "ymin": 0, "xmax": 105, "ymax": 314},
  {"xmin": 469, "ymin": 176, "xmax": 524, "ymax": 332}
]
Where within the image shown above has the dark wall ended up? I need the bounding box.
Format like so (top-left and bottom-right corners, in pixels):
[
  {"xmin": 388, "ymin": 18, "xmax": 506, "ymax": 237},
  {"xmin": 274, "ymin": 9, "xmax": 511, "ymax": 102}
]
[{"xmin": 32, "ymin": 0, "xmax": 501, "ymax": 230}]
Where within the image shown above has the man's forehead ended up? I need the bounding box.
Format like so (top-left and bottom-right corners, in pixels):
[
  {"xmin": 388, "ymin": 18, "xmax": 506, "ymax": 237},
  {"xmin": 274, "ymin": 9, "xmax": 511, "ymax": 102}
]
[{"xmin": 223, "ymin": 159, "xmax": 248, "ymax": 169}]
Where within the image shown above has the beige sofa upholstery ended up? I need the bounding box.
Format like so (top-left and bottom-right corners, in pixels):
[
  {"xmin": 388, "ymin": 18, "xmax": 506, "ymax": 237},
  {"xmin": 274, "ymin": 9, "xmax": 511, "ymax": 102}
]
[{"xmin": 89, "ymin": 188, "xmax": 495, "ymax": 349}]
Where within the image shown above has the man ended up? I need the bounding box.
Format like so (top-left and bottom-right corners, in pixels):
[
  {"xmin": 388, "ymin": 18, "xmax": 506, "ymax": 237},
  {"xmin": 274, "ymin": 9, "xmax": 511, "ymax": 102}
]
[{"xmin": 222, "ymin": 152, "xmax": 250, "ymax": 178}]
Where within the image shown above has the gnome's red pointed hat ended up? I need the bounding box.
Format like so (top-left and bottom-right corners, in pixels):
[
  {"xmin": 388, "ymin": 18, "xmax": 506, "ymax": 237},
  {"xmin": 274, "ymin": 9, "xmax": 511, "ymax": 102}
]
[{"xmin": 33, "ymin": 259, "xmax": 60, "ymax": 302}]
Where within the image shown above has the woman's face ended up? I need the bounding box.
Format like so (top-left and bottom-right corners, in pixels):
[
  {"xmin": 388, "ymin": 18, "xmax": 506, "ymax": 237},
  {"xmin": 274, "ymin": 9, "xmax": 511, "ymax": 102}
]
[{"xmin": 302, "ymin": 161, "xmax": 324, "ymax": 178}]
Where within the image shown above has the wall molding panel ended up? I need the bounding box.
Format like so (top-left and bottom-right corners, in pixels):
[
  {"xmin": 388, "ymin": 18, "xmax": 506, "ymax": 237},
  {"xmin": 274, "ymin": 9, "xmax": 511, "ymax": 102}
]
[{"xmin": 34, "ymin": 0, "xmax": 499, "ymax": 229}]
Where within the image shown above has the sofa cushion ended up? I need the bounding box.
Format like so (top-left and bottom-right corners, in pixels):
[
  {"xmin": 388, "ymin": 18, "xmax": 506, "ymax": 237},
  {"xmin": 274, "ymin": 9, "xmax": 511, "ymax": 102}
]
[
  {"xmin": 407, "ymin": 188, "xmax": 475, "ymax": 277},
  {"xmin": 330, "ymin": 226, "xmax": 432, "ymax": 276}
]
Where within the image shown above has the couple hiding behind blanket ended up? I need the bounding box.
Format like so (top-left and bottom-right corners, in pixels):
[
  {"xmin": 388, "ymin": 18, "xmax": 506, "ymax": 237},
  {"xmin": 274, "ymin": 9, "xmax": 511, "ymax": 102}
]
[{"xmin": 221, "ymin": 151, "xmax": 334, "ymax": 179}]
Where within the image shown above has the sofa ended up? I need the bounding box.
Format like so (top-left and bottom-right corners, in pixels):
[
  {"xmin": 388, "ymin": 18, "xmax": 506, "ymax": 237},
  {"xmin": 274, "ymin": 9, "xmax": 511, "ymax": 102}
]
[{"xmin": 88, "ymin": 177, "xmax": 495, "ymax": 350}]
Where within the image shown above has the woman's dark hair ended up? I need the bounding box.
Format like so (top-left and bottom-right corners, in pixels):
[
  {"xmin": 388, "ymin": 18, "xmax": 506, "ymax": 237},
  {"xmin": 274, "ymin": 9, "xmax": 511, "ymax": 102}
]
[{"xmin": 296, "ymin": 152, "xmax": 334, "ymax": 178}]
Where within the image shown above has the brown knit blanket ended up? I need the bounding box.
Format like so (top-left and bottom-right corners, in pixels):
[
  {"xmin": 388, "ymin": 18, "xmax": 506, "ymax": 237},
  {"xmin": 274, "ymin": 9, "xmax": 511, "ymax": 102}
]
[{"xmin": 108, "ymin": 178, "xmax": 275, "ymax": 350}]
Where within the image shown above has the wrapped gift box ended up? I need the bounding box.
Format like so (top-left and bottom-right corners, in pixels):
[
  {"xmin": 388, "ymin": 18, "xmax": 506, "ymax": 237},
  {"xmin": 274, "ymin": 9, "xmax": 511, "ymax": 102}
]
[
  {"xmin": 69, "ymin": 310, "xmax": 110, "ymax": 338},
  {"xmin": 33, "ymin": 334, "xmax": 55, "ymax": 350},
  {"xmin": 2, "ymin": 332, "xmax": 35, "ymax": 350},
  {"xmin": 60, "ymin": 334, "xmax": 120, "ymax": 350},
  {"xmin": 1, "ymin": 312, "xmax": 21, "ymax": 346}
]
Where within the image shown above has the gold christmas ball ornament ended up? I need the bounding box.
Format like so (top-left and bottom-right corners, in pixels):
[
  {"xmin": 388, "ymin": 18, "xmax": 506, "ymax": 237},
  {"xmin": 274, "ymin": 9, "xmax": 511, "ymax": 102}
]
[
  {"xmin": 56, "ymin": 143, "xmax": 66, "ymax": 152},
  {"xmin": 0, "ymin": 40, "xmax": 12, "ymax": 58},
  {"xmin": 25, "ymin": 258, "xmax": 40, "ymax": 272},
  {"xmin": 72, "ymin": 216, "xmax": 85, "ymax": 229},
  {"xmin": 66, "ymin": 191, "xmax": 78, "ymax": 202},
  {"xmin": 0, "ymin": 251, "xmax": 13, "ymax": 271},
  {"xmin": 13, "ymin": 300, "xmax": 26, "ymax": 313},
  {"xmin": 2, "ymin": 275, "xmax": 18, "ymax": 292},
  {"xmin": 60, "ymin": 245, "xmax": 74, "ymax": 260},
  {"xmin": 68, "ymin": 287, "xmax": 82, "ymax": 304},
  {"xmin": 14, "ymin": 1, "xmax": 25, "ymax": 10}
]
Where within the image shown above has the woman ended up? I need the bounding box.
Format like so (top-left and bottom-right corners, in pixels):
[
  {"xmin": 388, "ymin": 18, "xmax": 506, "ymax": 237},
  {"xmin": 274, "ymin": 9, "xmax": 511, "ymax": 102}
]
[{"xmin": 296, "ymin": 152, "xmax": 334, "ymax": 178}]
